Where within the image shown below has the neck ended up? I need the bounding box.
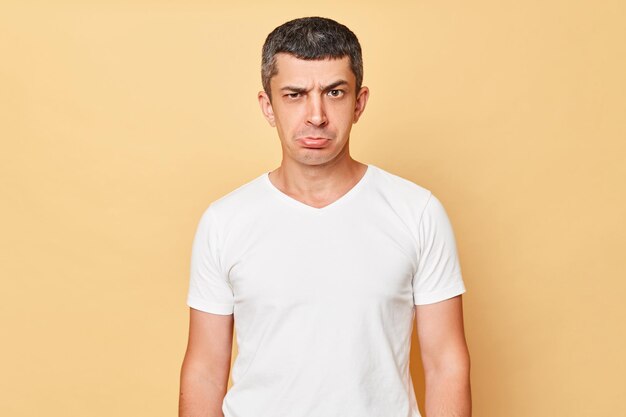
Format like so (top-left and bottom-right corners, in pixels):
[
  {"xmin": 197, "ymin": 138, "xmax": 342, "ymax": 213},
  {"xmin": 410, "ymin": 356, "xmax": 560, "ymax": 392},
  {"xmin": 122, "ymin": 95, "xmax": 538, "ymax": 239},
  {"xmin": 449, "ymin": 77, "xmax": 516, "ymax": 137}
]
[{"xmin": 268, "ymin": 157, "xmax": 368, "ymax": 206}]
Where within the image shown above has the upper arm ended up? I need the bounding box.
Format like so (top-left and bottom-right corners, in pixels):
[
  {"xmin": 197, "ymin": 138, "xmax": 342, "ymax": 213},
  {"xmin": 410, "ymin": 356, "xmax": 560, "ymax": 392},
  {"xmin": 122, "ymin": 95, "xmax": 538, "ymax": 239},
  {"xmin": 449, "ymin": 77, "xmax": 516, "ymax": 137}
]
[
  {"xmin": 412, "ymin": 192, "xmax": 469, "ymax": 372},
  {"xmin": 182, "ymin": 204, "xmax": 235, "ymax": 388},
  {"xmin": 414, "ymin": 295, "xmax": 470, "ymax": 374},
  {"xmin": 412, "ymin": 193, "xmax": 465, "ymax": 305},
  {"xmin": 181, "ymin": 307, "xmax": 234, "ymax": 388}
]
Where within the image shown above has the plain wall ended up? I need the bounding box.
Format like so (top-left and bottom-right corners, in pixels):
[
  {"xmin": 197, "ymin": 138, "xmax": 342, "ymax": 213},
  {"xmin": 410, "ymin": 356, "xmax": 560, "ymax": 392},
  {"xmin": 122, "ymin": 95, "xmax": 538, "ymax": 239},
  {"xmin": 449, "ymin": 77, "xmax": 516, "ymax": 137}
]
[{"xmin": 1, "ymin": 1, "xmax": 625, "ymax": 416}]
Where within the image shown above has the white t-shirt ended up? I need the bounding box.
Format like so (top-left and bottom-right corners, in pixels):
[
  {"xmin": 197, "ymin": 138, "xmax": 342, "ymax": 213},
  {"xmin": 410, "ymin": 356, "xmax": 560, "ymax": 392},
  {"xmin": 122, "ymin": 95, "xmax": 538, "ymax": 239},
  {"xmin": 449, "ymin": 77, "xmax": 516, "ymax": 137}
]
[{"xmin": 187, "ymin": 163, "xmax": 466, "ymax": 417}]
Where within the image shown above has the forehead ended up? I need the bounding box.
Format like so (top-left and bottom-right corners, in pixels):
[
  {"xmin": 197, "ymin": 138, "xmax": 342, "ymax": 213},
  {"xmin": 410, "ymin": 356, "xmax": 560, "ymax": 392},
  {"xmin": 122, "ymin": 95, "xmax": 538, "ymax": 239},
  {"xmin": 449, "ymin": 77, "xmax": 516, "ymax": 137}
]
[{"xmin": 271, "ymin": 53, "xmax": 354, "ymax": 87}]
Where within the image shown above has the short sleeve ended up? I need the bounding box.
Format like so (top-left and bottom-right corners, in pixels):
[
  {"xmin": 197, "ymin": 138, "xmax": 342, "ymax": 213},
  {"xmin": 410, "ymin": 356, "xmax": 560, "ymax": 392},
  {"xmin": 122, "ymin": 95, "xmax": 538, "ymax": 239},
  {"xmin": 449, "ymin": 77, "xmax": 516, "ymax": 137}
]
[
  {"xmin": 186, "ymin": 205, "xmax": 235, "ymax": 315},
  {"xmin": 412, "ymin": 193, "xmax": 466, "ymax": 305}
]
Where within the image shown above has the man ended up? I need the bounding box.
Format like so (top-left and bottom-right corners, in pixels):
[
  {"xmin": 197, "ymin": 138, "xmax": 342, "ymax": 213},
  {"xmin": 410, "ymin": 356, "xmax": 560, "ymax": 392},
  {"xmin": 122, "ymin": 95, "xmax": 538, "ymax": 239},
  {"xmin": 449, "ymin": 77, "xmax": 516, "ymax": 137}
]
[{"xmin": 179, "ymin": 16, "xmax": 471, "ymax": 417}]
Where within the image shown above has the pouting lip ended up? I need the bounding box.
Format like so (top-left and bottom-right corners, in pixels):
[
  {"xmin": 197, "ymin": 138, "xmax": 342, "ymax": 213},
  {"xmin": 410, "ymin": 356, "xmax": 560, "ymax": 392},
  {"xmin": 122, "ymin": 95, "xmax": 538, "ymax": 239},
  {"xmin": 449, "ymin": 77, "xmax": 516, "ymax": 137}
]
[
  {"xmin": 297, "ymin": 137, "xmax": 331, "ymax": 148},
  {"xmin": 297, "ymin": 137, "xmax": 331, "ymax": 141}
]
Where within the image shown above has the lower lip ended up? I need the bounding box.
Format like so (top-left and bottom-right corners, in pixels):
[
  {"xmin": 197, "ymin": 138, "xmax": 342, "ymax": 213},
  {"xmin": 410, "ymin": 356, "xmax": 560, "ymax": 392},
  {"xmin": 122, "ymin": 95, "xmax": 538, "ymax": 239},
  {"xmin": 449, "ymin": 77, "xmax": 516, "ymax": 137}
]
[{"xmin": 299, "ymin": 138, "xmax": 330, "ymax": 148}]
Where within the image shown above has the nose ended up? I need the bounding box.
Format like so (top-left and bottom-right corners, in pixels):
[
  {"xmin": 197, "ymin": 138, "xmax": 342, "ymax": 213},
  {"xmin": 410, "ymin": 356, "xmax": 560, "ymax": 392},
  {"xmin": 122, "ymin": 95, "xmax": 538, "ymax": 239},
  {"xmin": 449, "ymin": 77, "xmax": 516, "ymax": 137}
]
[{"xmin": 306, "ymin": 95, "xmax": 328, "ymax": 127}]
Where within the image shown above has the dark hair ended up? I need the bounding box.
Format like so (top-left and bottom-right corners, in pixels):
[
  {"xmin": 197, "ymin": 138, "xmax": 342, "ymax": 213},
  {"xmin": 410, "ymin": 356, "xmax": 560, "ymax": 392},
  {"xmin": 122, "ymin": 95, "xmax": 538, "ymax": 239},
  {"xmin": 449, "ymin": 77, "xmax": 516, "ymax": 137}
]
[{"xmin": 261, "ymin": 17, "xmax": 363, "ymax": 99}]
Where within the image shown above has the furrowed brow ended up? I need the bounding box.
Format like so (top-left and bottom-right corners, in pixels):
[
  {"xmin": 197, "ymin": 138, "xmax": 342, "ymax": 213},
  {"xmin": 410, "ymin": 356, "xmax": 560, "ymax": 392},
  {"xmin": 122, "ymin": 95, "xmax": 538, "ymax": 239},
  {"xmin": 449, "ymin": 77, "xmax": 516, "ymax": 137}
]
[
  {"xmin": 280, "ymin": 86, "xmax": 308, "ymax": 93},
  {"xmin": 279, "ymin": 80, "xmax": 348, "ymax": 94},
  {"xmin": 321, "ymin": 80, "xmax": 349, "ymax": 91}
]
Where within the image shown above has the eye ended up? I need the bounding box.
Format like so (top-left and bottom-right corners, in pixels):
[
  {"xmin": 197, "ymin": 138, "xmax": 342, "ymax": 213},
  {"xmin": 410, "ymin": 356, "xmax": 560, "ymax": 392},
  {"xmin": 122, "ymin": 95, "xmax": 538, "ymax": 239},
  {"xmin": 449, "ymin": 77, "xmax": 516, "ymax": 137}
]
[
  {"xmin": 285, "ymin": 92, "xmax": 301, "ymax": 99},
  {"xmin": 327, "ymin": 89, "xmax": 344, "ymax": 97}
]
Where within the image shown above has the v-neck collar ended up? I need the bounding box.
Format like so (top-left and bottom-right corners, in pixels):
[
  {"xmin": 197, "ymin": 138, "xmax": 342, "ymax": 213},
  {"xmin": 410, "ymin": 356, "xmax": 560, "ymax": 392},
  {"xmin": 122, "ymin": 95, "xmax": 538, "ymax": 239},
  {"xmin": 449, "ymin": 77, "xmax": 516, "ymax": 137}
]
[{"xmin": 262, "ymin": 164, "xmax": 373, "ymax": 214}]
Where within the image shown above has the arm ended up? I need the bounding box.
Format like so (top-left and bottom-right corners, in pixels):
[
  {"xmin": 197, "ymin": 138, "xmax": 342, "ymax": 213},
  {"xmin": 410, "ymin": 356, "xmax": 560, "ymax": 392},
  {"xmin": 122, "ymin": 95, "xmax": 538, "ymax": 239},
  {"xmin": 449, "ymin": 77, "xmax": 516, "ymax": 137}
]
[
  {"xmin": 179, "ymin": 307, "xmax": 234, "ymax": 417},
  {"xmin": 415, "ymin": 295, "xmax": 471, "ymax": 417}
]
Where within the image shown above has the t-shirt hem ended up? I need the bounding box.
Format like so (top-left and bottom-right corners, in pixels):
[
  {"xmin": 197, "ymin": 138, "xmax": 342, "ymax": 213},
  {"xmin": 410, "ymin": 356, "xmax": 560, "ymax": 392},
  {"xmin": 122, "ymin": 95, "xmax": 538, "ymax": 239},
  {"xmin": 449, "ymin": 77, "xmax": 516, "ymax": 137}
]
[
  {"xmin": 187, "ymin": 296, "xmax": 234, "ymax": 315},
  {"xmin": 413, "ymin": 279, "xmax": 466, "ymax": 305}
]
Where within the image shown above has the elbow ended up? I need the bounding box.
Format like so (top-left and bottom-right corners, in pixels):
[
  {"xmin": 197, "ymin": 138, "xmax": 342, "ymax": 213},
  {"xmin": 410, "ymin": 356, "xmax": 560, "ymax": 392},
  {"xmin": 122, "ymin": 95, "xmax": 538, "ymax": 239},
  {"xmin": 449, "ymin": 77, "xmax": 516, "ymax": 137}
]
[{"xmin": 423, "ymin": 345, "xmax": 471, "ymax": 380}]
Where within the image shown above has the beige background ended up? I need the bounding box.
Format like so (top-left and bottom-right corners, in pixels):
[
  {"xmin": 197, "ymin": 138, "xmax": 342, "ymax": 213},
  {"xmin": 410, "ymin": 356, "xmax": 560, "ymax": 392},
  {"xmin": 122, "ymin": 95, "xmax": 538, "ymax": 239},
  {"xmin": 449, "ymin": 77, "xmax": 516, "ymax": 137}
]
[{"xmin": 2, "ymin": 1, "xmax": 625, "ymax": 416}]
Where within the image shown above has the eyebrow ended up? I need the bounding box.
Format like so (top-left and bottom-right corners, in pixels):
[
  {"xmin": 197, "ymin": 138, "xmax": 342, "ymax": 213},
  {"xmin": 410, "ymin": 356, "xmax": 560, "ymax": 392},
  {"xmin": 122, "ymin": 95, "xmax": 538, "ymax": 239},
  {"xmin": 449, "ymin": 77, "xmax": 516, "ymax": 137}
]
[
  {"xmin": 321, "ymin": 80, "xmax": 349, "ymax": 91},
  {"xmin": 280, "ymin": 80, "xmax": 349, "ymax": 93}
]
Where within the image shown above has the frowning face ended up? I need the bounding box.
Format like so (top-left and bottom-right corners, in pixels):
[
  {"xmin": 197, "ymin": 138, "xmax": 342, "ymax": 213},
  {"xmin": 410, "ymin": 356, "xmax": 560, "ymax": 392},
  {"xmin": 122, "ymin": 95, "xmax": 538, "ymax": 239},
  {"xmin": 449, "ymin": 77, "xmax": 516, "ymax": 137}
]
[{"xmin": 258, "ymin": 53, "xmax": 369, "ymax": 168}]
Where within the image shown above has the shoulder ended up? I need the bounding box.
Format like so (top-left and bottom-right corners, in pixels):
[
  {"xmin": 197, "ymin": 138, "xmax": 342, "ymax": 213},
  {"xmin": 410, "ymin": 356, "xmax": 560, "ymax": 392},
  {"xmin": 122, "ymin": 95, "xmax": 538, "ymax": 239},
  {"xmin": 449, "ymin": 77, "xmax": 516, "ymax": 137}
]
[
  {"xmin": 198, "ymin": 171, "xmax": 271, "ymax": 227},
  {"xmin": 211, "ymin": 173, "xmax": 266, "ymax": 209},
  {"xmin": 368, "ymin": 164, "xmax": 434, "ymax": 219}
]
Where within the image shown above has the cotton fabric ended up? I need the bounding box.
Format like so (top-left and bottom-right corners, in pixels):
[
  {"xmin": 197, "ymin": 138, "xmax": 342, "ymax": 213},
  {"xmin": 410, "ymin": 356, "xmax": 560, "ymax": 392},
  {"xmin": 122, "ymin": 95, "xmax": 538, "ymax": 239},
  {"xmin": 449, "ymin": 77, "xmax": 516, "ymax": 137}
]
[{"xmin": 187, "ymin": 163, "xmax": 466, "ymax": 417}]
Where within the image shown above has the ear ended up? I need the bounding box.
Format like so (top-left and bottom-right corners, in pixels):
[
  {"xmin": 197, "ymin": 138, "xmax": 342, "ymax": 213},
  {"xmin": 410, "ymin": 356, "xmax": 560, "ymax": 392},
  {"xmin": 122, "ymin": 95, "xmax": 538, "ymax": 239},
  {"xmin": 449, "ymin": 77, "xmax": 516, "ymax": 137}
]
[
  {"xmin": 258, "ymin": 91, "xmax": 276, "ymax": 127},
  {"xmin": 353, "ymin": 86, "xmax": 370, "ymax": 123}
]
